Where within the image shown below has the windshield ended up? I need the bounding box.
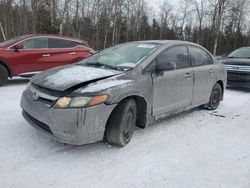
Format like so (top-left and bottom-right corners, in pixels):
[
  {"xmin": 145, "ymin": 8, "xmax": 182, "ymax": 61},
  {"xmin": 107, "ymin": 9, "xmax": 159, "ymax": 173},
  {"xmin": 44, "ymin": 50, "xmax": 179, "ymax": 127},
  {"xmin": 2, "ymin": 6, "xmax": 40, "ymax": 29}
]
[
  {"xmin": 77, "ymin": 42, "xmax": 162, "ymax": 70},
  {"xmin": 0, "ymin": 36, "xmax": 26, "ymax": 47},
  {"xmin": 228, "ymin": 48, "xmax": 250, "ymax": 58}
]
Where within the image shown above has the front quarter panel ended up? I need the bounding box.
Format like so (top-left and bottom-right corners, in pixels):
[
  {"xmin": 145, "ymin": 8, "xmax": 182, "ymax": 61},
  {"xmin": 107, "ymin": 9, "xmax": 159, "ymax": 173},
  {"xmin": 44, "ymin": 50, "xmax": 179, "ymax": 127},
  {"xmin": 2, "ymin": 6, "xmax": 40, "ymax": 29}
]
[
  {"xmin": 215, "ymin": 61, "xmax": 227, "ymax": 91},
  {"xmin": 72, "ymin": 69, "xmax": 154, "ymax": 124},
  {"xmin": 75, "ymin": 71, "xmax": 152, "ymax": 105}
]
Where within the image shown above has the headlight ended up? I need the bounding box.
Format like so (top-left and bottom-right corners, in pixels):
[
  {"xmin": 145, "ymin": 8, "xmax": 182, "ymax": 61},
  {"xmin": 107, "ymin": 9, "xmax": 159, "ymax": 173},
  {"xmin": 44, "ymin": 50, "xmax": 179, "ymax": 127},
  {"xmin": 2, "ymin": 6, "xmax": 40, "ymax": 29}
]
[{"xmin": 53, "ymin": 94, "xmax": 109, "ymax": 109}]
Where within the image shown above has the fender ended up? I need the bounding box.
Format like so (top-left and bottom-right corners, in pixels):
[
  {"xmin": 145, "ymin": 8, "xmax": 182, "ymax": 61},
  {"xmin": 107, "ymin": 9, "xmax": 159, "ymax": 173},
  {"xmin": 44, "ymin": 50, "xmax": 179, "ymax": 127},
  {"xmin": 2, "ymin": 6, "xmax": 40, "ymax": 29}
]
[
  {"xmin": 107, "ymin": 89, "xmax": 152, "ymax": 128},
  {"xmin": 108, "ymin": 89, "xmax": 147, "ymax": 105}
]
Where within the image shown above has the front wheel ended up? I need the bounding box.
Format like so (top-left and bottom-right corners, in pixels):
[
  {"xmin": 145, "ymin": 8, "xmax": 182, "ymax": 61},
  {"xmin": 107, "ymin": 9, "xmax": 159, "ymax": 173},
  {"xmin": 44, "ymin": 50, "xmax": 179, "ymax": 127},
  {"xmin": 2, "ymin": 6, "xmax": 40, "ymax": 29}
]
[
  {"xmin": 105, "ymin": 99, "xmax": 137, "ymax": 147},
  {"xmin": 206, "ymin": 83, "xmax": 222, "ymax": 110},
  {"xmin": 0, "ymin": 65, "xmax": 8, "ymax": 86}
]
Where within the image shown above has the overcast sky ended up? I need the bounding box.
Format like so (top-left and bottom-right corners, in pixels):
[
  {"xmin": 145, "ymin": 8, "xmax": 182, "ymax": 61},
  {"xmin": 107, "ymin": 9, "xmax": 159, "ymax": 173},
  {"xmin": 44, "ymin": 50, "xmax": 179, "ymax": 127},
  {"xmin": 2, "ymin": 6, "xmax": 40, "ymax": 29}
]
[{"xmin": 147, "ymin": 0, "xmax": 180, "ymax": 19}]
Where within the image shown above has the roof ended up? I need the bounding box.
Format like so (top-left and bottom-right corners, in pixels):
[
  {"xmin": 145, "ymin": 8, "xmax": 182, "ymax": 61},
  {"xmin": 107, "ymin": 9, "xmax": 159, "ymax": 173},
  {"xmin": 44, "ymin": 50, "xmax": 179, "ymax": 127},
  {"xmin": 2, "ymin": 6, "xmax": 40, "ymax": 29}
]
[
  {"xmin": 238, "ymin": 47, "xmax": 250, "ymax": 49},
  {"xmin": 128, "ymin": 40, "xmax": 198, "ymax": 45},
  {"xmin": 23, "ymin": 34, "xmax": 85, "ymax": 43}
]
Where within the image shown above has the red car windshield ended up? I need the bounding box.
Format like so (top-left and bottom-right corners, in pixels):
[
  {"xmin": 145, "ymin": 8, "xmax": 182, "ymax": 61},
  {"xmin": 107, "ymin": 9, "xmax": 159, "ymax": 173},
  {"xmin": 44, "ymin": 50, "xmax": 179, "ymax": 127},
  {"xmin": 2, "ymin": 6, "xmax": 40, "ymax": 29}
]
[{"xmin": 0, "ymin": 36, "xmax": 26, "ymax": 47}]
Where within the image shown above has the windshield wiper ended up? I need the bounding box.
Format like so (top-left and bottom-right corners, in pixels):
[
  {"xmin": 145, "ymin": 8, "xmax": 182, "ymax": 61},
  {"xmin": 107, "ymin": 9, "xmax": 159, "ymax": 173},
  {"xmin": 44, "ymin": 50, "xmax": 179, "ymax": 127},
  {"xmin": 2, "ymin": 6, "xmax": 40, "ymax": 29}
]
[{"xmin": 86, "ymin": 62, "xmax": 120, "ymax": 71}]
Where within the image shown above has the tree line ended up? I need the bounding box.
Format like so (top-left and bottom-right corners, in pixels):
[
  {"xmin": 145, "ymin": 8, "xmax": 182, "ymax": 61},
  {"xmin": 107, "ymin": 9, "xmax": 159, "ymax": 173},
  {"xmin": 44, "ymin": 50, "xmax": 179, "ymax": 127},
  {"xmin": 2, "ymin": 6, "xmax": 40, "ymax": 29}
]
[{"xmin": 0, "ymin": 0, "xmax": 250, "ymax": 55}]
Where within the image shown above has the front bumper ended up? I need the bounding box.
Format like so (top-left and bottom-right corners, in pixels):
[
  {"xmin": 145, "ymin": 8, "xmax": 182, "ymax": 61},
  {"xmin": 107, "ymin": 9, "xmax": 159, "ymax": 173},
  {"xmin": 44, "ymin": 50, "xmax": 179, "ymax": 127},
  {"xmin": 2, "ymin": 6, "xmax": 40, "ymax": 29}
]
[
  {"xmin": 227, "ymin": 71, "xmax": 250, "ymax": 88},
  {"xmin": 20, "ymin": 88, "xmax": 116, "ymax": 145}
]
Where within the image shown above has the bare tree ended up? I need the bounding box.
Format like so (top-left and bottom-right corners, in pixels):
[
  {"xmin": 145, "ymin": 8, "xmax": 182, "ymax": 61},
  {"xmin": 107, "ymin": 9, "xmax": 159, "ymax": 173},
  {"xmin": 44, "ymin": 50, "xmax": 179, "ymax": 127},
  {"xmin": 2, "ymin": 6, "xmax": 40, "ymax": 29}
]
[
  {"xmin": 190, "ymin": 0, "xmax": 207, "ymax": 44},
  {"xmin": 209, "ymin": 0, "xmax": 231, "ymax": 55},
  {"xmin": 59, "ymin": 0, "xmax": 70, "ymax": 35},
  {"xmin": 0, "ymin": 22, "xmax": 6, "ymax": 40},
  {"xmin": 178, "ymin": 0, "xmax": 191, "ymax": 40},
  {"xmin": 0, "ymin": 0, "xmax": 250, "ymax": 53},
  {"xmin": 159, "ymin": 0, "xmax": 173, "ymax": 39}
]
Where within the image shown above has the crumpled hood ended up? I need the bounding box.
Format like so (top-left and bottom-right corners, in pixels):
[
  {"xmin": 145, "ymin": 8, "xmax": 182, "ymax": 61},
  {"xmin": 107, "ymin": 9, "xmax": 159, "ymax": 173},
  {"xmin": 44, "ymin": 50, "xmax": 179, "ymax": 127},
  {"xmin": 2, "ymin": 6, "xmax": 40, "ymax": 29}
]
[
  {"xmin": 223, "ymin": 58, "xmax": 250, "ymax": 66},
  {"xmin": 31, "ymin": 65, "xmax": 122, "ymax": 91}
]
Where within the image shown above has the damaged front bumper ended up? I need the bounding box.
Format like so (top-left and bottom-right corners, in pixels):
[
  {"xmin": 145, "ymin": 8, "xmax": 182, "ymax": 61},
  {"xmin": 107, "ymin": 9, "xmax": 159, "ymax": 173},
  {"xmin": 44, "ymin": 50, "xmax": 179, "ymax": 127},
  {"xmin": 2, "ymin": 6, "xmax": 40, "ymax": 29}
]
[{"xmin": 20, "ymin": 88, "xmax": 116, "ymax": 145}]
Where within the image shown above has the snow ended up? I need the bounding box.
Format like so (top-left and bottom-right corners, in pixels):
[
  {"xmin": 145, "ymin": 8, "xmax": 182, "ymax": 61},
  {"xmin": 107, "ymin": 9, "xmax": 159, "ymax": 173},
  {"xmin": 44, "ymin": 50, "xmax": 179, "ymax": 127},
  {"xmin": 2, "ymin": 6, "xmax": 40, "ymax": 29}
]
[
  {"xmin": 80, "ymin": 79, "xmax": 133, "ymax": 93},
  {"xmin": 32, "ymin": 65, "xmax": 120, "ymax": 88},
  {"xmin": 1, "ymin": 78, "xmax": 250, "ymax": 188}
]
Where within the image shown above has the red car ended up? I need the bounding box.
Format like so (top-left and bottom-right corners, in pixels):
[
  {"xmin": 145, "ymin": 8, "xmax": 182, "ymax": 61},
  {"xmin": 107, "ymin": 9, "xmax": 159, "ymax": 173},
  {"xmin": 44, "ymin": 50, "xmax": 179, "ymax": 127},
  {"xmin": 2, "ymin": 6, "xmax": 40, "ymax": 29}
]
[{"xmin": 0, "ymin": 34, "xmax": 94, "ymax": 86}]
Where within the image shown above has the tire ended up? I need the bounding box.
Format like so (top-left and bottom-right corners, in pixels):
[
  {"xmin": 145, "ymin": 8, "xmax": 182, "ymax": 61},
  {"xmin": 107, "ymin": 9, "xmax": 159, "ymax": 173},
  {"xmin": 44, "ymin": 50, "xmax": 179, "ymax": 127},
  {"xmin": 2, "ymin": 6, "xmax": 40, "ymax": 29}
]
[
  {"xmin": 206, "ymin": 83, "xmax": 222, "ymax": 110},
  {"xmin": 105, "ymin": 99, "xmax": 137, "ymax": 147},
  {"xmin": 0, "ymin": 65, "xmax": 8, "ymax": 86}
]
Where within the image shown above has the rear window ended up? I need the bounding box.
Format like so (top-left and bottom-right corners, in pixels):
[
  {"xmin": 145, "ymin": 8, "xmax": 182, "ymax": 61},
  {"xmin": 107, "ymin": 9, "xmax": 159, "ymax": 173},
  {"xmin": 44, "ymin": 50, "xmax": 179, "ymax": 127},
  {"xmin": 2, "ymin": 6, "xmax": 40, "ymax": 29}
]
[{"xmin": 49, "ymin": 38, "xmax": 82, "ymax": 48}]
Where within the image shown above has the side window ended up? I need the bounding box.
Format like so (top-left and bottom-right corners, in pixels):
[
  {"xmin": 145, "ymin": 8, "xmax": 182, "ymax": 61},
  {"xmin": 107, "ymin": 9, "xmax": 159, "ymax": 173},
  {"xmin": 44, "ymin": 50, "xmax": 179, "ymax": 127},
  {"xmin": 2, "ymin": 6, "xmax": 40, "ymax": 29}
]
[
  {"xmin": 22, "ymin": 38, "xmax": 48, "ymax": 49},
  {"xmin": 49, "ymin": 38, "xmax": 81, "ymax": 48},
  {"xmin": 157, "ymin": 46, "xmax": 190, "ymax": 70},
  {"xmin": 189, "ymin": 46, "xmax": 213, "ymax": 66}
]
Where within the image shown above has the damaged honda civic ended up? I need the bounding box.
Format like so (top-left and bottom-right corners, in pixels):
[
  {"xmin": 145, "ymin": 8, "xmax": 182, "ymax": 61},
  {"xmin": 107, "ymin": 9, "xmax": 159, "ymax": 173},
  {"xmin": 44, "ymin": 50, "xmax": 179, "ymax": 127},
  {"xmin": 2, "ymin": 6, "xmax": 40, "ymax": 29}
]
[{"xmin": 20, "ymin": 40, "xmax": 227, "ymax": 147}]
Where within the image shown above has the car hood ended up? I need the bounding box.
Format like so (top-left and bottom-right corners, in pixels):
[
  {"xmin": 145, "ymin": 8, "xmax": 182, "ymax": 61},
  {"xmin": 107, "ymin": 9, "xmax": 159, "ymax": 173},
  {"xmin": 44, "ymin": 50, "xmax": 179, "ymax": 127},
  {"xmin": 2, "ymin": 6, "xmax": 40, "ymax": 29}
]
[
  {"xmin": 223, "ymin": 58, "xmax": 250, "ymax": 66},
  {"xmin": 31, "ymin": 65, "xmax": 122, "ymax": 91}
]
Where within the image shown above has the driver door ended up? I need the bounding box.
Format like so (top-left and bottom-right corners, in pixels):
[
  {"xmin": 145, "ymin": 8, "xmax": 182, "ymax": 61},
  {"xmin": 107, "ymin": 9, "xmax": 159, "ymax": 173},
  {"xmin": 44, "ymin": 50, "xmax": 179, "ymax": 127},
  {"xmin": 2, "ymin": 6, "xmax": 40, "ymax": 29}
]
[
  {"xmin": 153, "ymin": 45, "xmax": 194, "ymax": 116},
  {"xmin": 10, "ymin": 37, "xmax": 51, "ymax": 75}
]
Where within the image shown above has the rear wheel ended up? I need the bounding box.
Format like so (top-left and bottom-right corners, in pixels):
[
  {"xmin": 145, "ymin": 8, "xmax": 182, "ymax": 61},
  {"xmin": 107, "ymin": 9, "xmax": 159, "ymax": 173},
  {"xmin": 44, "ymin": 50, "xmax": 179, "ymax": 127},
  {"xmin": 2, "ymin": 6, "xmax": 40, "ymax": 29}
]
[
  {"xmin": 206, "ymin": 83, "xmax": 222, "ymax": 110},
  {"xmin": 105, "ymin": 99, "xmax": 137, "ymax": 147},
  {"xmin": 0, "ymin": 65, "xmax": 8, "ymax": 86}
]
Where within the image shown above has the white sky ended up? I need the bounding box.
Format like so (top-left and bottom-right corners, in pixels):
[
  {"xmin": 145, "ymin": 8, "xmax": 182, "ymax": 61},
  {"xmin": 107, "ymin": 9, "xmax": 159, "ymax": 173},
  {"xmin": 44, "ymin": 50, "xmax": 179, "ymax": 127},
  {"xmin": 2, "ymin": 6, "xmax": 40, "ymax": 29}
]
[{"xmin": 147, "ymin": 0, "xmax": 180, "ymax": 19}]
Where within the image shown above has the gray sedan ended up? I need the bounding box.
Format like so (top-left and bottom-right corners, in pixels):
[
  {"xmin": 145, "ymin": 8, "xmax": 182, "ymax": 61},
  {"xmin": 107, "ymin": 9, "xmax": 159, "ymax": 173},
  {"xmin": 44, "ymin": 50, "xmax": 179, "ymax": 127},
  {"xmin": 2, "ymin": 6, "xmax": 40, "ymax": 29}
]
[{"xmin": 20, "ymin": 40, "xmax": 227, "ymax": 147}]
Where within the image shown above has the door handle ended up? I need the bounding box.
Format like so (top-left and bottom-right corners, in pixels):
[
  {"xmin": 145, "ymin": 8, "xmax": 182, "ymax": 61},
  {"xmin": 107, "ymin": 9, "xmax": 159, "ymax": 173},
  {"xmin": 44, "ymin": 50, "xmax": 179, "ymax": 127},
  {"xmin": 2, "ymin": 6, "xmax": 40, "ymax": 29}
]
[
  {"xmin": 209, "ymin": 68, "xmax": 214, "ymax": 73},
  {"xmin": 184, "ymin": 72, "xmax": 192, "ymax": 78},
  {"xmin": 69, "ymin": 52, "xmax": 76, "ymax": 55},
  {"xmin": 42, "ymin": 54, "xmax": 50, "ymax": 57}
]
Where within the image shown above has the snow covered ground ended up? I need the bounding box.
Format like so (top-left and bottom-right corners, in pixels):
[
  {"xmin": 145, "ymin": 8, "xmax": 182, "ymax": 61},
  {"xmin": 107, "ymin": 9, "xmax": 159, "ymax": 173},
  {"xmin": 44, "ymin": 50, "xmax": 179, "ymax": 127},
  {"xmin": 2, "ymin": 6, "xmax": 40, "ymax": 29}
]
[{"xmin": 0, "ymin": 78, "xmax": 250, "ymax": 188}]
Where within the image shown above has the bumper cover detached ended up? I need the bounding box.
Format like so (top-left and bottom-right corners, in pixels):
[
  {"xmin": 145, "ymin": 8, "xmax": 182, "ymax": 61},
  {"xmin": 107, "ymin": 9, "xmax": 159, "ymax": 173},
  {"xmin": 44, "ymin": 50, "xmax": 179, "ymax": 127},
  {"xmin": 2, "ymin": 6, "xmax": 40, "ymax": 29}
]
[{"xmin": 20, "ymin": 89, "xmax": 116, "ymax": 145}]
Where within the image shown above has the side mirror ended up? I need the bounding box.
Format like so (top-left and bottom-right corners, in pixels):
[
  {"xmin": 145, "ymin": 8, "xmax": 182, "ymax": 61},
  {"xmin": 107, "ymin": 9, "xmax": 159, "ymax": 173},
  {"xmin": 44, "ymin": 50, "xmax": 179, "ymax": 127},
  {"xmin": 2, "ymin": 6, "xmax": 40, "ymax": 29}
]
[
  {"xmin": 13, "ymin": 43, "xmax": 24, "ymax": 51},
  {"xmin": 156, "ymin": 62, "xmax": 176, "ymax": 75}
]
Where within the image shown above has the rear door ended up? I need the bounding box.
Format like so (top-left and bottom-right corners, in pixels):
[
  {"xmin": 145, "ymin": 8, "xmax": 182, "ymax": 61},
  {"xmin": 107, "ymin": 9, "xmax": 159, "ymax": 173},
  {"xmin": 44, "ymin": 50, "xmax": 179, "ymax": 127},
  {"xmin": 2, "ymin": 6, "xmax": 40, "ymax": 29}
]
[
  {"xmin": 153, "ymin": 45, "xmax": 194, "ymax": 116},
  {"xmin": 188, "ymin": 45, "xmax": 216, "ymax": 105},
  {"xmin": 47, "ymin": 38, "xmax": 92, "ymax": 67}
]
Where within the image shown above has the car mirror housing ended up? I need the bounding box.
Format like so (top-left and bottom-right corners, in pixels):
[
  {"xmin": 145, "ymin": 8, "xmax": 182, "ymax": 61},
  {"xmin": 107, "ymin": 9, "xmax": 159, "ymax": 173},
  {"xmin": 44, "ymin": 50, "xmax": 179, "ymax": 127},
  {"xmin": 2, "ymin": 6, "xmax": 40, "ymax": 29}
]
[
  {"xmin": 13, "ymin": 43, "xmax": 24, "ymax": 51},
  {"xmin": 156, "ymin": 61, "xmax": 176, "ymax": 75}
]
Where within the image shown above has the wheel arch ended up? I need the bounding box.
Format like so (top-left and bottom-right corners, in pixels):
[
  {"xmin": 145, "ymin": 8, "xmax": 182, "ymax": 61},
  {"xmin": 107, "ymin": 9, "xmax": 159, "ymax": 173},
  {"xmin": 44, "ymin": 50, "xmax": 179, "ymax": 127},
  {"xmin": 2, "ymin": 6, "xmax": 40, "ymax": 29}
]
[
  {"xmin": 216, "ymin": 80, "xmax": 224, "ymax": 100},
  {"xmin": 0, "ymin": 60, "xmax": 12, "ymax": 78},
  {"xmin": 107, "ymin": 95, "xmax": 148, "ymax": 129}
]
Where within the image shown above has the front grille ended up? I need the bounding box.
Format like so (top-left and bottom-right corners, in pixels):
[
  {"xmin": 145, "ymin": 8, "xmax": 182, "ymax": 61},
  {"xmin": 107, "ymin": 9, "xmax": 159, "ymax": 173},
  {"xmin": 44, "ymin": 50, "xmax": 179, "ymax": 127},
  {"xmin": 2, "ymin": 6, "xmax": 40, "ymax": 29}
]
[
  {"xmin": 29, "ymin": 85, "xmax": 58, "ymax": 106},
  {"xmin": 22, "ymin": 111, "xmax": 52, "ymax": 133},
  {"xmin": 225, "ymin": 65, "xmax": 250, "ymax": 73}
]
